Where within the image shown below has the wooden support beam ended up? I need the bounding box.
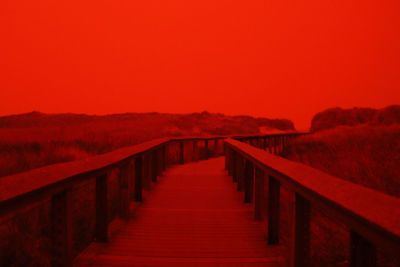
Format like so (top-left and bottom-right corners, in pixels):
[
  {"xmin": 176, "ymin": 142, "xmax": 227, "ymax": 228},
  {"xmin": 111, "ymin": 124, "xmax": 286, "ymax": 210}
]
[
  {"xmin": 205, "ymin": 140, "xmax": 209, "ymax": 159},
  {"xmin": 263, "ymin": 137, "xmax": 267, "ymax": 150},
  {"xmin": 214, "ymin": 139, "xmax": 218, "ymax": 157},
  {"xmin": 95, "ymin": 173, "xmax": 108, "ymax": 242},
  {"xmin": 193, "ymin": 140, "xmax": 197, "ymax": 161},
  {"xmin": 134, "ymin": 157, "xmax": 143, "ymax": 202},
  {"xmin": 51, "ymin": 189, "xmax": 72, "ymax": 267},
  {"xmin": 290, "ymin": 193, "xmax": 311, "ymax": 267},
  {"xmin": 152, "ymin": 151, "xmax": 158, "ymax": 182},
  {"xmin": 244, "ymin": 159, "xmax": 254, "ymax": 203},
  {"xmin": 237, "ymin": 155, "xmax": 244, "ymax": 192},
  {"xmin": 142, "ymin": 154, "xmax": 150, "ymax": 190},
  {"xmin": 162, "ymin": 145, "xmax": 166, "ymax": 171},
  {"xmin": 129, "ymin": 159, "xmax": 135, "ymax": 200},
  {"xmin": 231, "ymin": 151, "xmax": 237, "ymax": 182},
  {"xmin": 267, "ymin": 176, "xmax": 280, "ymax": 244},
  {"xmin": 179, "ymin": 141, "xmax": 184, "ymax": 164},
  {"xmin": 254, "ymin": 167, "xmax": 265, "ymax": 221},
  {"xmin": 157, "ymin": 149, "xmax": 163, "ymax": 176},
  {"xmin": 119, "ymin": 163, "xmax": 130, "ymax": 220},
  {"xmin": 350, "ymin": 231, "xmax": 377, "ymax": 267}
]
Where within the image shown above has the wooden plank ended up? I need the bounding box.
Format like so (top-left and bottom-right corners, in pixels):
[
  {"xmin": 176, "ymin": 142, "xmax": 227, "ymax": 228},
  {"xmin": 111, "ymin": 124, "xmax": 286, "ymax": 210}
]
[
  {"xmin": 152, "ymin": 151, "xmax": 158, "ymax": 182},
  {"xmin": 267, "ymin": 176, "xmax": 280, "ymax": 245},
  {"xmin": 75, "ymin": 158, "xmax": 286, "ymax": 266},
  {"xmin": 119, "ymin": 163, "xmax": 130, "ymax": 220},
  {"xmin": 95, "ymin": 174, "xmax": 108, "ymax": 242},
  {"xmin": 254, "ymin": 167, "xmax": 265, "ymax": 221},
  {"xmin": 350, "ymin": 231, "xmax": 377, "ymax": 267},
  {"xmin": 51, "ymin": 189, "xmax": 72, "ymax": 267},
  {"xmin": 134, "ymin": 157, "xmax": 143, "ymax": 202},
  {"xmin": 225, "ymin": 138, "xmax": 400, "ymax": 252},
  {"xmin": 289, "ymin": 193, "xmax": 310, "ymax": 267},
  {"xmin": 244, "ymin": 159, "xmax": 254, "ymax": 203}
]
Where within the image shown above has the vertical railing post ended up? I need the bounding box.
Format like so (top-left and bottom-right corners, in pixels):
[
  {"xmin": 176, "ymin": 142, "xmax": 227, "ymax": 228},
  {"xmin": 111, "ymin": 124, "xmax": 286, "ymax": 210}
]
[
  {"xmin": 237, "ymin": 155, "xmax": 244, "ymax": 191},
  {"xmin": 267, "ymin": 176, "xmax": 280, "ymax": 244},
  {"xmin": 268, "ymin": 136, "xmax": 272, "ymax": 153},
  {"xmin": 51, "ymin": 189, "xmax": 72, "ymax": 267},
  {"xmin": 119, "ymin": 162, "xmax": 130, "ymax": 220},
  {"xmin": 232, "ymin": 151, "xmax": 237, "ymax": 182},
  {"xmin": 156, "ymin": 149, "xmax": 161, "ymax": 176},
  {"xmin": 134, "ymin": 157, "xmax": 143, "ymax": 202},
  {"xmin": 273, "ymin": 136, "xmax": 277, "ymax": 154},
  {"xmin": 350, "ymin": 231, "xmax": 377, "ymax": 267},
  {"xmin": 152, "ymin": 150, "xmax": 158, "ymax": 182},
  {"xmin": 290, "ymin": 193, "xmax": 311, "ymax": 267},
  {"xmin": 244, "ymin": 159, "xmax": 254, "ymax": 203},
  {"xmin": 214, "ymin": 139, "xmax": 218, "ymax": 157},
  {"xmin": 95, "ymin": 173, "xmax": 108, "ymax": 242},
  {"xmin": 193, "ymin": 140, "xmax": 197, "ymax": 161},
  {"xmin": 205, "ymin": 140, "xmax": 209, "ymax": 159},
  {"xmin": 142, "ymin": 154, "xmax": 150, "ymax": 190},
  {"xmin": 224, "ymin": 144, "xmax": 228, "ymax": 170},
  {"xmin": 179, "ymin": 141, "xmax": 184, "ymax": 164},
  {"xmin": 263, "ymin": 137, "xmax": 267, "ymax": 151},
  {"xmin": 162, "ymin": 145, "xmax": 166, "ymax": 171},
  {"xmin": 254, "ymin": 167, "xmax": 264, "ymax": 221},
  {"xmin": 129, "ymin": 159, "xmax": 135, "ymax": 200}
]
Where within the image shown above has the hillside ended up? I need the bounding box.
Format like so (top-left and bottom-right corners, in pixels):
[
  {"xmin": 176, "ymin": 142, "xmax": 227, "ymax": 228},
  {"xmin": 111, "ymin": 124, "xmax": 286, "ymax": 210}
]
[
  {"xmin": 310, "ymin": 105, "xmax": 400, "ymax": 132},
  {"xmin": 0, "ymin": 111, "xmax": 294, "ymax": 178}
]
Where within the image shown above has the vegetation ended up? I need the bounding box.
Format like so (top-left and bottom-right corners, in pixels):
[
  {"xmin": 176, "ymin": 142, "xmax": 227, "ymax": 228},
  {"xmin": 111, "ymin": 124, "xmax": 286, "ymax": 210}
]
[
  {"xmin": 311, "ymin": 105, "xmax": 400, "ymax": 132},
  {"xmin": 0, "ymin": 111, "xmax": 293, "ymax": 178},
  {"xmin": 281, "ymin": 124, "xmax": 400, "ymax": 266}
]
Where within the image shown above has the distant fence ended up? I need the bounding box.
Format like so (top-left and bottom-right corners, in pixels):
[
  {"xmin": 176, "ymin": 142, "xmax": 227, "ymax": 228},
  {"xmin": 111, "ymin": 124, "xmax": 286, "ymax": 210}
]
[
  {"xmin": 0, "ymin": 132, "xmax": 304, "ymax": 266},
  {"xmin": 224, "ymin": 138, "xmax": 400, "ymax": 267}
]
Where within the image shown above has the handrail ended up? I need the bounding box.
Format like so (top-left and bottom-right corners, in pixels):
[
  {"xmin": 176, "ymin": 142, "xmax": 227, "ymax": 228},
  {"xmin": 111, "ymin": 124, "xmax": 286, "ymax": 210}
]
[
  {"xmin": 224, "ymin": 138, "xmax": 400, "ymax": 266},
  {"xmin": 0, "ymin": 132, "xmax": 304, "ymax": 266}
]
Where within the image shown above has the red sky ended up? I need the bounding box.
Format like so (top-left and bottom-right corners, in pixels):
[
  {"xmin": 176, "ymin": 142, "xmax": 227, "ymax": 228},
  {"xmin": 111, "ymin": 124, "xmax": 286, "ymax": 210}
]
[{"xmin": 1, "ymin": 0, "xmax": 399, "ymax": 129}]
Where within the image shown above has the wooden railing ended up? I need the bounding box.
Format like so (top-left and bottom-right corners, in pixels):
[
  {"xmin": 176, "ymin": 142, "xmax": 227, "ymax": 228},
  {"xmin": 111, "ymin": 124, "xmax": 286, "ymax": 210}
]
[
  {"xmin": 0, "ymin": 132, "xmax": 303, "ymax": 266},
  {"xmin": 224, "ymin": 138, "xmax": 400, "ymax": 267}
]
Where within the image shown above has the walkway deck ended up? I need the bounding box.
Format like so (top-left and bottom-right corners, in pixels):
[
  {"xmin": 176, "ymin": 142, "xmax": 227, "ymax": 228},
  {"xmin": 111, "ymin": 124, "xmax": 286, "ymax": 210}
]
[{"xmin": 75, "ymin": 157, "xmax": 286, "ymax": 266}]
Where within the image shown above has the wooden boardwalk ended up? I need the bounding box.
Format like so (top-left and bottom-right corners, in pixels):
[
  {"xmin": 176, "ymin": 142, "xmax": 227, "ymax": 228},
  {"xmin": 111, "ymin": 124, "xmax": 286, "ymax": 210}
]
[{"xmin": 75, "ymin": 157, "xmax": 286, "ymax": 267}]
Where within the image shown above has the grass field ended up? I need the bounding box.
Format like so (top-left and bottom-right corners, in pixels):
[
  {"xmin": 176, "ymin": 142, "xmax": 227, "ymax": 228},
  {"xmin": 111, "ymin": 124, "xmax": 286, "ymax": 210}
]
[
  {"xmin": 0, "ymin": 111, "xmax": 293, "ymax": 178},
  {"xmin": 281, "ymin": 124, "xmax": 400, "ymax": 266}
]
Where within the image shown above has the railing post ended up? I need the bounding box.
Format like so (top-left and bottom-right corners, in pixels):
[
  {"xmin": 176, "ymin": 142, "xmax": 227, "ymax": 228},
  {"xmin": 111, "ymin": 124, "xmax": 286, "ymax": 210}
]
[
  {"xmin": 205, "ymin": 140, "xmax": 209, "ymax": 159},
  {"xmin": 179, "ymin": 141, "xmax": 184, "ymax": 164},
  {"xmin": 157, "ymin": 148, "xmax": 163, "ymax": 176},
  {"xmin": 273, "ymin": 136, "xmax": 277, "ymax": 154},
  {"xmin": 232, "ymin": 151, "xmax": 237, "ymax": 182},
  {"xmin": 193, "ymin": 140, "xmax": 197, "ymax": 161},
  {"xmin": 290, "ymin": 193, "xmax": 311, "ymax": 267},
  {"xmin": 224, "ymin": 144, "xmax": 228, "ymax": 170},
  {"xmin": 51, "ymin": 189, "xmax": 72, "ymax": 267},
  {"xmin": 214, "ymin": 139, "xmax": 218, "ymax": 156},
  {"xmin": 237, "ymin": 155, "xmax": 244, "ymax": 191},
  {"xmin": 142, "ymin": 154, "xmax": 151, "ymax": 190},
  {"xmin": 244, "ymin": 159, "xmax": 254, "ymax": 203},
  {"xmin": 267, "ymin": 176, "xmax": 280, "ymax": 244},
  {"xmin": 119, "ymin": 162, "xmax": 131, "ymax": 220},
  {"xmin": 134, "ymin": 157, "xmax": 143, "ymax": 202},
  {"xmin": 350, "ymin": 231, "xmax": 377, "ymax": 267},
  {"xmin": 95, "ymin": 173, "xmax": 108, "ymax": 242},
  {"xmin": 263, "ymin": 137, "xmax": 267, "ymax": 151},
  {"xmin": 254, "ymin": 167, "xmax": 265, "ymax": 221},
  {"xmin": 152, "ymin": 150, "xmax": 158, "ymax": 182},
  {"xmin": 162, "ymin": 145, "xmax": 166, "ymax": 171},
  {"xmin": 268, "ymin": 136, "xmax": 272, "ymax": 153}
]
